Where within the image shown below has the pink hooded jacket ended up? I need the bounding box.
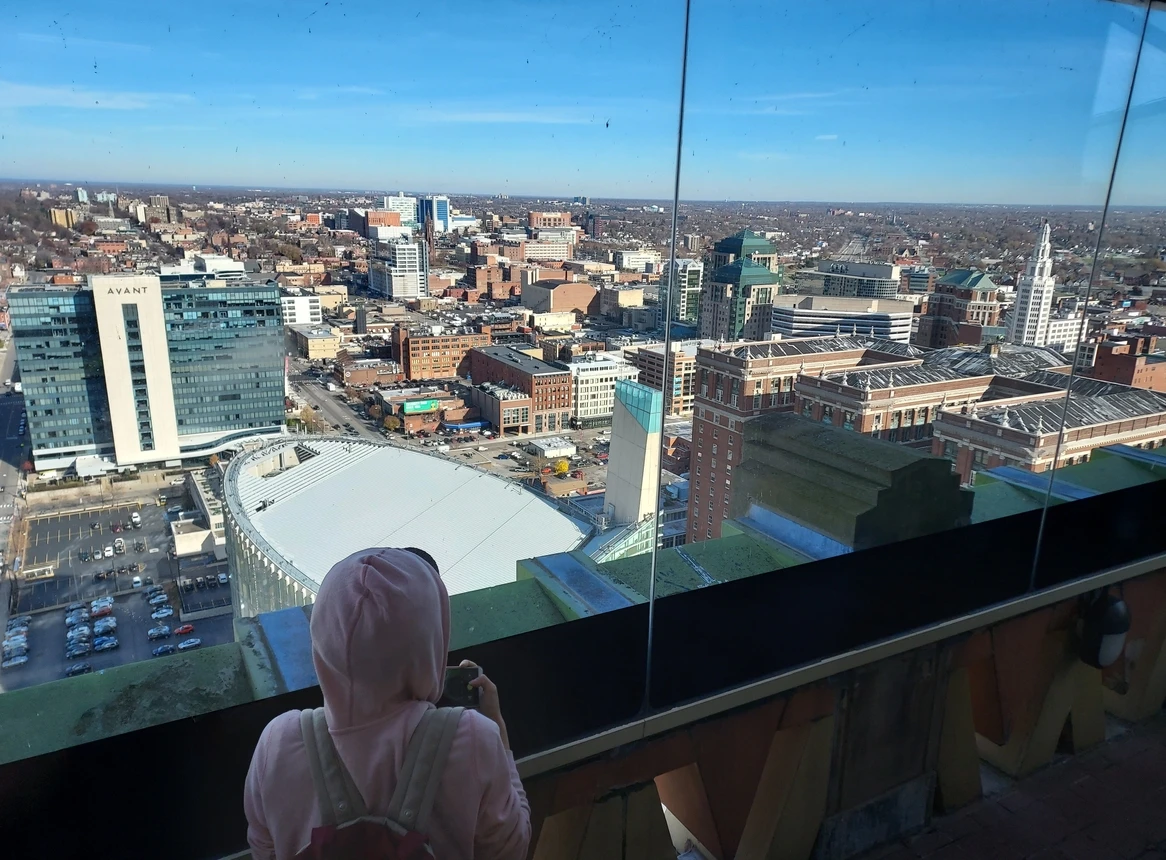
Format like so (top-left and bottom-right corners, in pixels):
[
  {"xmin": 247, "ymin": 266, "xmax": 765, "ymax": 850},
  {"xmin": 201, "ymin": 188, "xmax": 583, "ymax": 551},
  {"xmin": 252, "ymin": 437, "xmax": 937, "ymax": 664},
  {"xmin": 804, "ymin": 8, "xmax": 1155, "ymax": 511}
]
[{"xmin": 244, "ymin": 548, "xmax": 531, "ymax": 860}]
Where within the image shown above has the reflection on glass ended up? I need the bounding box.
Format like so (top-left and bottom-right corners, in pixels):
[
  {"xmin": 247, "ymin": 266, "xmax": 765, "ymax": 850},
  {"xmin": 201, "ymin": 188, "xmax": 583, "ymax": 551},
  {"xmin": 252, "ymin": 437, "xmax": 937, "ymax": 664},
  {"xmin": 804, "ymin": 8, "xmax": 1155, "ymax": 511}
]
[
  {"xmin": 648, "ymin": 0, "xmax": 1152, "ymax": 651},
  {"xmin": 1032, "ymin": 0, "xmax": 1165, "ymax": 581},
  {"xmin": 0, "ymin": 0, "xmax": 690, "ymax": 748}
]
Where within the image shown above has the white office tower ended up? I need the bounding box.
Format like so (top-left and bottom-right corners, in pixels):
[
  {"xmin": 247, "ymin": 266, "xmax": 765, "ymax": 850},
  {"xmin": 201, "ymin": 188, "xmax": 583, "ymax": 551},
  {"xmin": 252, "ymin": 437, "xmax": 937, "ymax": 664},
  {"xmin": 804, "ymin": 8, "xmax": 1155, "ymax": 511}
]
[
  {"xmin": 1008, "ymin": 221, "xmax": 1056, "ymax": 347},
  {"xmin": 369, "ymin": 240, "xmax": 429, "ymax": 300},
  {"xmin": 381, "ymin": 194, "xmax": 419, "ymax": 227}
]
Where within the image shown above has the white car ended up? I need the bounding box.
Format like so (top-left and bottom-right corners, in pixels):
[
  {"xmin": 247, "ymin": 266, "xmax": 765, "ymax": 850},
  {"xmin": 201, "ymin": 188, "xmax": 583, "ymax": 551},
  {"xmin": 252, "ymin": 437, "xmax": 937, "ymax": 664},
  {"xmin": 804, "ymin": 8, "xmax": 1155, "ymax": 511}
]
[
  {"xmin": 131, "ymin": 575, "xmax": 142, "ymax": 588},
  {"xmin": 103, "ymin": 546, "xmax": 114, "ymax": 559},
  {"xmin": 170, "ymin": 477, "xmax": 186, "ymax": 486}
]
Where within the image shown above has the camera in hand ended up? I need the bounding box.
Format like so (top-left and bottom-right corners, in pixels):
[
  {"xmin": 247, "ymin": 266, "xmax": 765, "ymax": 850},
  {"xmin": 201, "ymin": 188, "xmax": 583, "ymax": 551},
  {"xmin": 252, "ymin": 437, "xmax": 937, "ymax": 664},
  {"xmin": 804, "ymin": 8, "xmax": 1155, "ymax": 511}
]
[{"xmin": 438, "ymin": 665, "xmax": 481, "ymax": 709}]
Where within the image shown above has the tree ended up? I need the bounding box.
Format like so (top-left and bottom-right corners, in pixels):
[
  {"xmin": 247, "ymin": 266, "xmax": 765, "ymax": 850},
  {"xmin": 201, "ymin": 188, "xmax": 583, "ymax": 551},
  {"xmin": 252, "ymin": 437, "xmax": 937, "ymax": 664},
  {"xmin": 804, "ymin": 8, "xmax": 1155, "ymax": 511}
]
[
  {"xmin": 383, "ymin": 415, "xmax": 401, "ymax": 432},
  {"xmin": 277, "ymin": 243, "xmax": 304, "ymax": 264},
  {"xmin": 368, "ymin": 404, "xmax": 383, "ymax": 421},
  {"xmin": 208, "ymin": 454, "xmax": 220, "ymax": 467},
  {"xmin": 554, "ymin": 459, "xmax": 570, "ymax": 476},
  {"xmin": 75, "ymin": 220, "xmax": 98, "ymax": 236}
]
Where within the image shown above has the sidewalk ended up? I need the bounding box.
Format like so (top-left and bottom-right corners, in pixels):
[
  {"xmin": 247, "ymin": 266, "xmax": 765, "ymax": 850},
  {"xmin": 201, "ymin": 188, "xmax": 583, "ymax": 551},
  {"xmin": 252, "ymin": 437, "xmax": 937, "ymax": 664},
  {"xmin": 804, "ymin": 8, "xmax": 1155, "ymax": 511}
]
[{"xmin": 862, "ymin": 713, "xmax": 1166, "ymax": 860}]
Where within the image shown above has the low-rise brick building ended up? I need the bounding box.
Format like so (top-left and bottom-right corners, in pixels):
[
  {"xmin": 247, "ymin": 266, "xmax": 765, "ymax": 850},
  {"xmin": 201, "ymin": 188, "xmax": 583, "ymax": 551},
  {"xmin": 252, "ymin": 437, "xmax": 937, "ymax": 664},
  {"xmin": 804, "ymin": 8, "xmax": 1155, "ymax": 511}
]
[{"xmin": 469, "ymin": 345, "xmax": 572, "ymax": 434}]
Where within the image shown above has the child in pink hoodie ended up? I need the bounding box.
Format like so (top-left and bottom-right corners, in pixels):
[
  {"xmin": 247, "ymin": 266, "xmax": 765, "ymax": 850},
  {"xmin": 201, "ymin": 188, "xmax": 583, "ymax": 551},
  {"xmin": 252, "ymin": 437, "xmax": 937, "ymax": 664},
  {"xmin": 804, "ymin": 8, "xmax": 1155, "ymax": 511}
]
[{"xmin": 244, "ymin": 547, "xmax": 531, "ymax": 860}]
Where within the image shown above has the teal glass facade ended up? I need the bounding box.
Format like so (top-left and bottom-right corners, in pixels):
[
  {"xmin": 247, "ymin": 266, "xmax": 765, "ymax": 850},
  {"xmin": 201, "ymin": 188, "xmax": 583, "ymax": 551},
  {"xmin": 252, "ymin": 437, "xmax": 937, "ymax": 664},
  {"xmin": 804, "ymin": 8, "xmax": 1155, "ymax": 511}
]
[
  {"xmin": 9, "ymin": 287, "xmax": 113, "ymax": 461},
  {"xmin": 163, "ymin": 284, "xmax": 285, "ymax": 445}
]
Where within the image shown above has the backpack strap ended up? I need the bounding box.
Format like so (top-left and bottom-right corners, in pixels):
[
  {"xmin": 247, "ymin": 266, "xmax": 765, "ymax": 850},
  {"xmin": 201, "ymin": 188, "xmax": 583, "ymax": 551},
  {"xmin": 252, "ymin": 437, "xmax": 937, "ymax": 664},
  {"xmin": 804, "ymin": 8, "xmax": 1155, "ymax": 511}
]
[
  {"xmin": 299, "ymin": 708, "xmax": 369, "ymax": 827},
  {"xmin": 386, "ymin": 706, "xmax": 464, "ymax": 834}
]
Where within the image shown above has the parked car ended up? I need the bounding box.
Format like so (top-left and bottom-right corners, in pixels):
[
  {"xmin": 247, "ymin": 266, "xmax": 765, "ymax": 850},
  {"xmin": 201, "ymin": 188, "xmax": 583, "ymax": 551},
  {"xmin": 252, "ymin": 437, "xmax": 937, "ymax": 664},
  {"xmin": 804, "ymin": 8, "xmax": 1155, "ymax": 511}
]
[
  {"xmin": 8, "ymin": 616, "xmax": 31, "ymax": 629},
  {"xmin": 147, "ymin": 626, "xmax": 170, "ymax": 640},
  {"xmin": 131, "ymin": 575, "xmax": 142, "ymax": 588},
  {"xmin": 65, "ymin": 643, "xmax": 91, "ymax": 659},
  {"xmin": 66, "ymin": 602, "xmax": 84, "ymax": 613},
  {"xmin": 134, "ymin": 541, "xmax": 145, "ymax": 552},
  {"xmin": 217, "ymin": 572, "xmax": 229, "ymax": 586},
  {"xmin": 130, "ymin": 511, "xmax": 141, "ymax": 526},
  {"xmin": 152, "ymin": 644, "xmax": 177, "ymax": 657},
  {"xmin": 91, "ymin": 596, "xmax": 114, "ymax": 609},
  {"xmin": 150, "ymin": 607, "xmax": 174, "ymax": 621},
  {"xmin": 111, "ymin": 523, "xmax": 122, "ymax": 533},
  {"xmin": 2, "ymin": 656, "xmax": 29, "ymax": 670},
  {"xmin": 5, "ymin": 624, "xmax": 28, "ymax": 638},
  {"xmin": 79, "ymin": 550, "xmax": 91, "ymax": 562},
  {"xmin": 103, "ymin": 546, "xmax": 114, "ymax": 559},
  {"xmin": 145, "ymin": 585, "xmax": 163, "ymax": 596},
  {"xmin": 170, "ymin": 477, "xmax": 186, "ymax": 486},
  {"xmin": 3, "ymin": 646, "xmax": 28, "ymax": 661},
  {"xmin": 65, "ymin": 662, "xmax": 92, "ymax": 677},
  {"xmin": 94, "ymin": 619, "xmax": 117, "ymax": 636},
  {"xmin": 93, "ymin": 637, "xmax": 119, "ymax": 652},
  {"xmin": 148, "ymin": 593, "xmax": 169, "ymax": 606},
  {"xmin": 65, "ymin": 611, "xmax": 89, "ymax": 627},
  {"xmin": 195, "ymin": 577, "xmax": 206, "ymax": 590},
  {"xmin": 173, "ymin": 624, "xmax": 194, "ymax": 635},
  {"xmin": 177, "ymin": 638, "xmax": 202, "ymax": 652},
  {"xmin": 65, "ymin": 626, "xmax": 90, "ymax": 641},
  {"xmin": 206, "ymin": 575, "xmax": 218, "ymax": 589}
]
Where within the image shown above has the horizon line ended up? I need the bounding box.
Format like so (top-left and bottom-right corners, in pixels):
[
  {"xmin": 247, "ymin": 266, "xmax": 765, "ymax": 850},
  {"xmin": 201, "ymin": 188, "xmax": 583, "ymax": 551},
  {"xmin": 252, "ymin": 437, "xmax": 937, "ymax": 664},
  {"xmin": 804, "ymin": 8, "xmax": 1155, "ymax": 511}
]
[{"xmin": 2, "ymin": 176, "xmax": 1163, "ymax": 211}]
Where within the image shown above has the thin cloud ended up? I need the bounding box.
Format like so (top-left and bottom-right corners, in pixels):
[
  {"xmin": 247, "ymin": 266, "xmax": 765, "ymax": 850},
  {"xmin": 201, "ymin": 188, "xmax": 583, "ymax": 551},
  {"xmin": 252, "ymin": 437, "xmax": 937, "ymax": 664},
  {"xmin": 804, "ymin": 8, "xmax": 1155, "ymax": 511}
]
[
  {"xmin": 0, "ymin": 80, "xmax": 188, "ymax": 110},
  {"xmin": 297, "ymin": 85, "xmax": 385, "ymax": 100},
  {"xmin": 413, "ymin": 109, "xmax": 592, "ymax": 125},
  {"xmin": 18, "ymin": 32, "xmax": 151, "ymax": 52},
  {"xmin": 738, "ymin": 151, "xmax": 789, "ymax": 161},
  {"xmin": 750, "ymin": 90, "xmax": 841, "ymax": 102},
  {"xmin": 815, "ymin": 134, "xmax": 839, "ymax": 141}
]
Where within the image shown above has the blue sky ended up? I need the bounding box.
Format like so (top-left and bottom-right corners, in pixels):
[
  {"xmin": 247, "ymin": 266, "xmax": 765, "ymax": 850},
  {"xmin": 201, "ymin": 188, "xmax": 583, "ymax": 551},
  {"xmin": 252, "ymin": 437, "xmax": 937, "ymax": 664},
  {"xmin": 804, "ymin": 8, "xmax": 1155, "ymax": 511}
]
[{"xmin": 0, "ymin": 0, "xmax": 1163, "ymax": 204}]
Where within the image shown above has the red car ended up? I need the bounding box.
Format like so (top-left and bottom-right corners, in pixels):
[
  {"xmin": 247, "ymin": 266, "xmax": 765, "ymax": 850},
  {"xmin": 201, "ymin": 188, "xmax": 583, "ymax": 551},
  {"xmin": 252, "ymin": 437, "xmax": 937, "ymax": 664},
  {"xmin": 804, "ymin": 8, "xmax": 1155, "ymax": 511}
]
[
  {"xmin": 173, "ymin": 624, "xmax": 194, "ymax": 635},
  {"xmin": 90, "ymin": 605, "xmax": 113, "ymax": 618}
]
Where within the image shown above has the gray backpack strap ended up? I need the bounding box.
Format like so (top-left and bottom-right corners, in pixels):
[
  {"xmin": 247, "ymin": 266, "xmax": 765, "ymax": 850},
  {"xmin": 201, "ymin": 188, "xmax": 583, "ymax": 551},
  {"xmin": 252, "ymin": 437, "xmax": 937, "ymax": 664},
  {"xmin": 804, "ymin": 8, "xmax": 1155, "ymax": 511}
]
[
  {"xmin": 299, "ymin": 708, "xmax": 369, "ymax": 826},
  {"xmin": 386, "ymin": 707, "xmax": 464, "ymax": 833}
]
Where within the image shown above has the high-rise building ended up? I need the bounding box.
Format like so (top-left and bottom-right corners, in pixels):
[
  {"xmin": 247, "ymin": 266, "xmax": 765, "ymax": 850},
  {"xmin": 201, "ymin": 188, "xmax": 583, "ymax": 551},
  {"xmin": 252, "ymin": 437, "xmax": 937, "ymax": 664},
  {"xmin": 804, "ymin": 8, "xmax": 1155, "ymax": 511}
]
[
  {"xmin": 565, "ymin": 353, "xmax": 640, "ymax": 429},
  {"xmin": 662, "ymin": 258, "xmax": 703, "ymax": 325},
  {"xmin": 529, "ymin": 211, "xmax": 572, "ymax": 229},
  {"xmin": 812, "ymin": 260, "xmax": 902, "ymax": 299},
  {"xmin": 381, "ymin": 194, "xmax": 419, "ymax": 226},
  {"xmin": 279, "ymin": 290, "xmax": 323, "ymax": 326},
  {"xmin": 1008, "ymin": 220, "xmax": 1056, "ymax": 347},
  {"xmin": 10, "ymin": 275, "xmax": 284, "ymax": 471},
  {"xmin": 148, "ymin": 195, "xmax": 170, "ymax": 209},
  {"xmin": 419, "ymin": 195, "xmax": 451, "ymax": 233},
  {"xmin": 709, "ymin": 230, "xmax": 778, "ymax": 272},
  {"xmin": 625, "ymin": 340, "xmax": 711, "ymax": 418},
  {"xmin": 369, "ymin": 240, "xmax": 430, "ymax": 300},
  {"xmin": 75, "ymin": 187, "xmax": 89, "ymax": 204},
  {"xmin": 604, "ymin": 380, "xmax": 663, "ymax": 525},
  {"xmin": 698, "ymin": 259, "xmax": 778, "ymax": 342},
  {"xmin": 770, "ymin": 296, "xmax": 915, "ymax": 343},
  {"xmin": 613, "ymin": 250, "xmax": 662, "ymax": 273}
]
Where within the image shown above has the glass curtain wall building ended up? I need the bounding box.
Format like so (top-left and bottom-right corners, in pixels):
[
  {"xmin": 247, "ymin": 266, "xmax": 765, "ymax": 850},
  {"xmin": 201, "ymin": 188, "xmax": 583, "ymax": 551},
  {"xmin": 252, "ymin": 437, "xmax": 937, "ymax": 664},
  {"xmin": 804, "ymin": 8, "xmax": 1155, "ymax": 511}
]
[{"xmin": 9, "ymin": 275, "xmax": 285, "ymax": 470}]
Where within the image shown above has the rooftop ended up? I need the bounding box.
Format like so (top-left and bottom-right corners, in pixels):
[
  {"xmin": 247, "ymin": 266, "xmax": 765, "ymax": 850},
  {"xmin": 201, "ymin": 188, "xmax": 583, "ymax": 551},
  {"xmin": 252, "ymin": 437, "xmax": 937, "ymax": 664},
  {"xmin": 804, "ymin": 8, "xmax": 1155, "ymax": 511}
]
[
  {"xmin": 225, "ymin": 437, "xmax": 589, "ymax": 596},
  {"xmin": 712, "ymin": 229, "xmax": 777, "ymax": 257},
  {"xmin": 920, "ymin": 343, "xmax": 1069, "ymax": 377},
  {"xmin": 935, "ymin": 268, "xmax": 999, "ymax": 290},
  {"xmin": 475, "ymin": 345, "xmax": 568, "ymax": 376},
  {"xmin": 721, "ymin": 335, "xmax": 925, "ymax": 361},
  {"xmin": 973, "ymin": 387, "xmax": 1166, "ymax": 433},
  {"xmin": 823, "ymin": 364, "xmax": 971, "ymax": 390},
  {"xmin": 710, "ymin": 257, "xmax": 782, "ymax": 287}
]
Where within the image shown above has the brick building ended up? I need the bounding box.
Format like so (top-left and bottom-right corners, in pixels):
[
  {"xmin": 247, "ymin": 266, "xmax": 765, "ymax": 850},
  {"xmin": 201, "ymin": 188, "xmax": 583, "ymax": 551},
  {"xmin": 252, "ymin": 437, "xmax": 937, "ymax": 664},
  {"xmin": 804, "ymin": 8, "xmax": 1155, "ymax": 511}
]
[
  {"xmin": 625, "ymin": 341, "xmax": 712, "ymax": 418},
  {"xmin": 469, "ymin": 345, "xmax": 573, "ymax": 434},
  {"xmin": 913, "ymin": 269, "xmax": 1003, "ymax": 349},
  {"xmin": 1078, "ymin": 336, "xmax": 1166, "ymax": 393},
  {"xmin": 932, "ymin": 374, "xmax": 1166, "ymax": 482},
  {"xmin": 528, "ymin": 211, "xmax": 572, "ymax": 229},
  {"xmin": 390, "ymin": 326, "xmax": 490, "ymax": 380},
  {"xmin": 520, "ymin": 281, "xmax": 599, "ymax": 317}
]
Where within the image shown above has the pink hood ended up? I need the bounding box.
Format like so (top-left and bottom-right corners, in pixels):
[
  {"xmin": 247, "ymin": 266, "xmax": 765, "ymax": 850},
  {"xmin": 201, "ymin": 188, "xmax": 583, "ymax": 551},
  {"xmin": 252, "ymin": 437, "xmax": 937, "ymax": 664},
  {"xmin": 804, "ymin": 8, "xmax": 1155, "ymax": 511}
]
[
  {"xmin": 310, "ymin": 547, "xmax": 449, "ymax": 729},
  {"xmin": 244, "ymin": 548, "xmax": 531, "ymax": 860}
]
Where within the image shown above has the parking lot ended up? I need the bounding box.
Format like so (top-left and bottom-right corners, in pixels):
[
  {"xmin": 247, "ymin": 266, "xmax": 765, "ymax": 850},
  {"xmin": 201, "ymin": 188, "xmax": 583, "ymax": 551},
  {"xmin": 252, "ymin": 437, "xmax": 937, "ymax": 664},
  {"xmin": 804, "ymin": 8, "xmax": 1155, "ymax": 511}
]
[
  {"xmin": 176, "ymin": 555, "xmax": 232, "ymax": 614},
  {"xmin": 13, "ymin": 501, "xmax": 174, "ymax": 613},
  {"xmin": 1, "ymin": 596, "xmax": 235, "ymax": 692}
]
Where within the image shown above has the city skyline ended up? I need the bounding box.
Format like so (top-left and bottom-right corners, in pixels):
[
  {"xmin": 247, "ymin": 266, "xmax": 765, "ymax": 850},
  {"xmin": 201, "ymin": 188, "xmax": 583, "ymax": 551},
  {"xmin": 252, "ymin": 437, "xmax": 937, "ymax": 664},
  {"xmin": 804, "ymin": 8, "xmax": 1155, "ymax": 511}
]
[{"xmin": 1, "ymin": 1, "xmax": 1163, "ymax": 205}]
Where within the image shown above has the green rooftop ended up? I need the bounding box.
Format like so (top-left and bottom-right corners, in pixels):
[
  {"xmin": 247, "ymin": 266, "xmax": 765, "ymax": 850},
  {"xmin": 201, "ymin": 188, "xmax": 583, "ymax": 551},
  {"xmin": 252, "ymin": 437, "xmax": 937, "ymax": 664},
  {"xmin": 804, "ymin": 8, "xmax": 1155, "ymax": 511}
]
[
  {"xmin": 0, "ymin": 642, "xmax": 253, "ymax": 767},
  {"xmin": 936, "ymin": 269, "xmax": 998, "ymax": 291},
  {"xmin": 714, "ymin": 229, "xmax": 777, "ymax": 258},
  {"xmin": 449, "ymin": 576, "xmax": 568, "ymax": 650},
  {"xmin": 597, "ymin": 533, "xmax": 806, "ymax": 599},
  {"xmin": 710, "ymin": 258, "xmax": 782, "ymax": 287}
]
